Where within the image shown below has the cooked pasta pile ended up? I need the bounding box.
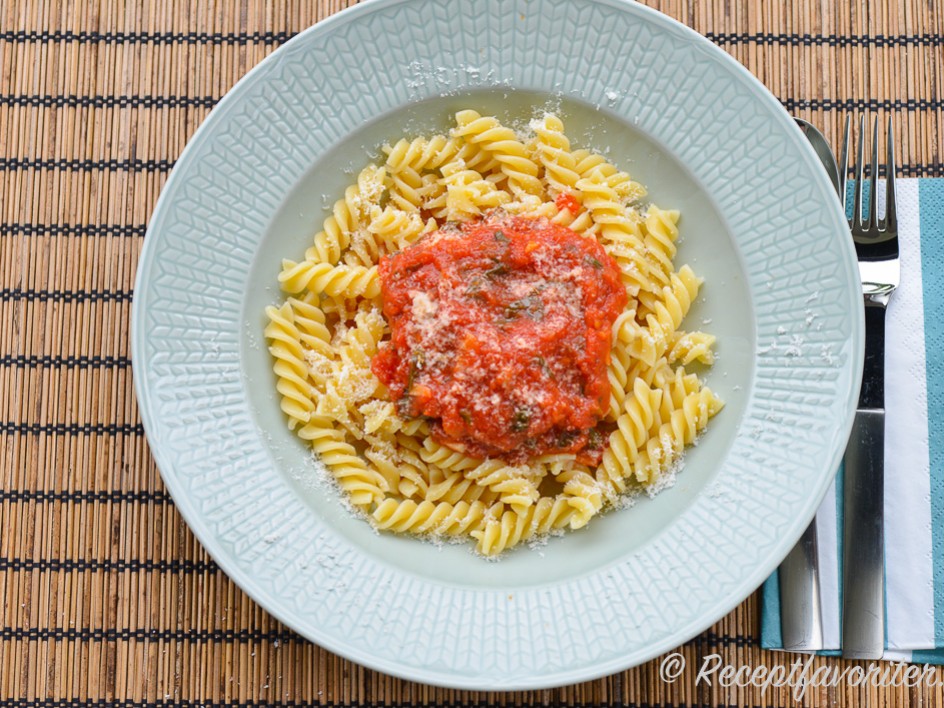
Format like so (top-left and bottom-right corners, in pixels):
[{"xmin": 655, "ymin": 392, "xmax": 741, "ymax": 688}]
[{"xmin": 265, "ymin": 110, "xmax": 723, "ymax": 555}]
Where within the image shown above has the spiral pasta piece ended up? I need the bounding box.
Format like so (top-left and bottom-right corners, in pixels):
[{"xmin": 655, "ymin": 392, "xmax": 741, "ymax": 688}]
[
  {"xmin": 501, "ymin": 194, "xmax": 558, "ymax": 219},
  {"xmin": 636, "ymin": 386, "xmax": 724, "ymax": 484},
  {"xmin": 529, "ymin": 453, "xmax": 577, "ymax": 476},
  {"xmin": 372, "ymin": 498, "xmax": 491, "ymax": 536},
  {"xmin": 386, "ymin": 170, "xmax": 422, "ymax": 212},
  {"xmin": 308, "ymin": 187, "xmax": 360, "ymax": 265},
  {"xmin": 530, "ymin": 114, "xmax": 580, "ymax": 196},
  {"xmin": 661, "ymin": 366, "xmax": 703, "ymax": 413},
  {"xmin": 597, "ymin": 378, "xmax": 664, "ymax": 500},
  {"xmin": 285, "ymin": 295, "xmax": 332, "ymax": 357},
  {"xmin": 576, "ymin": 171, "xmax": 654, "ymax": 296},
  {"xmin": 638, "ymin": 265, "xmax": 702, "ymax": 328},
  {"xmin": 667, "ymin": 330, "xmax": 717, "ymax": 365},
  {"xmin": 359, "ymin": 400, "xmax": 398, "ymax": 435},
  {"xmin": 572, "ymin": 149, "xmax": 612, "ymax": 179},
  {"xmin": 472, "ymin": 495, "xmax": 579, "ymax": 555},
  {"xmin": 278, "ymin": 259, "xmax": 380, "ymax": 300},
  {"xmin": 366, "ymin": 445, "xmax": 430, "ymax": 499},
  {"xmin": 363, "ymin": 447, "xmax": 403, "ymax": 495},
  {"xmin": 626, "ymin": 354, "xmax": 675, "ymax": 390},
  {"xmin": 549, "ymin": 205, "xmax": 596, "ymax": 236},
  {"xmin": 333, "ymin": 308, "xmax": 385, "ymax": 403},
  {"xmin": 612, "ymin": 265, "xmax": 702, "ymax": 368},
  {"xmin": 425, "ymin": 162, "xmax": 511, "ymax": 221},
  {"xmin": 607, "ymin": 339, "xmax": 633, "ymax": 420},
  {"xmin": 572, "ymin": 151, "xmax": 646, "ymax": 200},
  {"xmin": 453, "ymin": 110, "xmax": 544, "ymax": 197},
  {"xmin": 264, "ymin": 302, "xmax": 318, "ymax": 429},
  {"xmin": 643, "ymin": 206, "xmax": 681, "ymax": 285},
  {"xmin": 463, "ymin": 459, "xmax": 542, "ymax": 510},
  {"xmin": 558, "ymin": 468, "xmax": 603, "ymax": 529},
  {"xmin": 419, "ymin": 437, "xmax": 480, "ymax": 473},
  {"xmin": 366, "ymin": 205, "xmax": 428, "ymax": 249},
  {"xmin": 380, "ymin": 146, "xmax": 453, "ymax": 217},
  {"xmin": 383, "ymin": 135, "xmax": 460, "ymax": 174},
  {"xmin": 298, "ymin": 415, "xmax": 387, "ymax": 507},
  {"xmin": 430, "ymin": 472, "xmax": 500, "ymax": 506}
]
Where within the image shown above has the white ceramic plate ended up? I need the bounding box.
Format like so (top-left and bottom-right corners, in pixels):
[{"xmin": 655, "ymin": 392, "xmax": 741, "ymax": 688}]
[{"xmin": 132, "ymin": 0, "xmax": 861, "ymax": 689}]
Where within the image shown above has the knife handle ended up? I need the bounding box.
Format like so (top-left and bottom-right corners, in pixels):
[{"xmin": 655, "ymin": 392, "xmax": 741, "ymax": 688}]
[
  {"xmin": 841, "ymin": 409, "xmax": 885, "ymax": 659},
  {"xmin": 779, "ymin": 521, "xmax": 824, "ymax": 650}
]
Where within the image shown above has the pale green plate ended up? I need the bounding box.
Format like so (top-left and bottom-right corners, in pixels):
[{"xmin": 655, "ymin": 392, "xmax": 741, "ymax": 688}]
[{"xmin": 132, "ymin": 0, "xmax": 862, "ymax": 689}]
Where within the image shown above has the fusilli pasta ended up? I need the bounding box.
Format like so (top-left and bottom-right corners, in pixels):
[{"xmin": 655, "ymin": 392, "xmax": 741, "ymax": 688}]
[{"xmin": 266, "ymin": 110, "xmax": 722, "ymax": 556}]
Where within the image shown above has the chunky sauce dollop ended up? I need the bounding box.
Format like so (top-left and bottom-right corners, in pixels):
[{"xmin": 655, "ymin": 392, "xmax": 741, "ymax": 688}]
[{"xmin": 371, "ymin": 216, "xmax": 627, "ymax": 462}]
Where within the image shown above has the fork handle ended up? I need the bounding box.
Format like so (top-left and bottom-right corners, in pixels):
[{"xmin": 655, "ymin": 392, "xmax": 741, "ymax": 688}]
[{"xmin": 841, "ymin": 303, "xmax": 886, "ymax": 660}]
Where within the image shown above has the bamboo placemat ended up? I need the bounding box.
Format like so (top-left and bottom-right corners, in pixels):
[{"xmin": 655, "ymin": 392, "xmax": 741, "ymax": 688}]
[{"xmin": 2, "ymin": 1, "xmax": 943, "ymax": 705}]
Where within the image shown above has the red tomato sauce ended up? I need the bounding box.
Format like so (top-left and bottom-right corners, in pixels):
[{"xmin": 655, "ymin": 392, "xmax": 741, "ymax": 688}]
[
  {"xmin": 371, "ymin": 216, "xmax": 627, "ymax": 463},
  {"xmin": 554, "ymin": 192, "xmax": 582, "ymax": 215}
]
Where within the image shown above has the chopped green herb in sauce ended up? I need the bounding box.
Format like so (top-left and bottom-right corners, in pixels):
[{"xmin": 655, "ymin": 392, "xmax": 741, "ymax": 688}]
[
  {"xmin": 484, "ymin": 262, "xmax": 509, "ymax": 278},
  {"xmin": 407, "ymin": 349, "xmax": 425, "ymax": 390},
  {"xmin": 511, "ymin": 407, "xmax": 532, "ymax": 432},
  {"xmin": 533, "ymin": 355, "xmax": 555, "ymax": 378},
  {"xmin": 556, "ymin": 429, "xmax": 579, "ymax": 448},
  {"xmin": 504, "ymin": 294, "xmax": 544, "ymax": 320}
]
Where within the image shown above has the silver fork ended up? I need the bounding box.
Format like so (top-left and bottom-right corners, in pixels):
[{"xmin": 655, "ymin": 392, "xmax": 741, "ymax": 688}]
[{"xmin": 840, "ymin": 115, "xmax": 899, "ymax": 660}]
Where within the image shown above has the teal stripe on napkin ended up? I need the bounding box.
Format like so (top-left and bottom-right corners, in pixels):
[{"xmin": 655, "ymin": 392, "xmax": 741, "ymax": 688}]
[
  {"xmin": 761, "ymin": 572, "xmax": 782, "ymax": 648},
  {"xmin": 919, "ymin": 179, "xmax": 944, "ymax": 646}
]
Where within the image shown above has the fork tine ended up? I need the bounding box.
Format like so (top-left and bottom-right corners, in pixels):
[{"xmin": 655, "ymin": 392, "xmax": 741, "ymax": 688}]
[
  {"xmin": 884, "ymin": 116, "xmax": 897, "ymax": 231},
  {"xmin": 867, "ymin": 116, "xmax": 879, "ymax": 231},
  {"xmin": 852, "ymin": 115, "xmax": 866, "ymax": 230},
  {"xmin": 840, "ymin": 115, "xmax": 851, "ymax": 224}
]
